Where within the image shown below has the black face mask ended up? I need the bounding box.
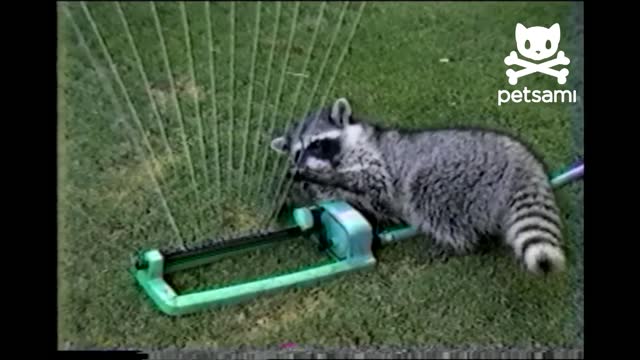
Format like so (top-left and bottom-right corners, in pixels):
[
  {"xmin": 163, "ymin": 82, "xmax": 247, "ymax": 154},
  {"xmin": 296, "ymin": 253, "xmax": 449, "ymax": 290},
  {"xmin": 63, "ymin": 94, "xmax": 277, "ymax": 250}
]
[{"xmin": 303, "ymin": 138, "xmax": 341, "ymax": 162}]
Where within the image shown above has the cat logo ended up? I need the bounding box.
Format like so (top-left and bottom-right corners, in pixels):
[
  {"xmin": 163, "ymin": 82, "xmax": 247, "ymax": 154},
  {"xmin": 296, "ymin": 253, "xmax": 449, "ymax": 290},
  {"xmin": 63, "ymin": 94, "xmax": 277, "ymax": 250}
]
[{"xmin": 504, "ymin": 23, "xmax": 570, "ymax": 85}]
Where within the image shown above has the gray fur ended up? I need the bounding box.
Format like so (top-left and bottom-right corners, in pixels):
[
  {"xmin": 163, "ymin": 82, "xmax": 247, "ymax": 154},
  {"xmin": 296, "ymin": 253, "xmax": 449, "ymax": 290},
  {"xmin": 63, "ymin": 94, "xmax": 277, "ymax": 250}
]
[{"xmin": 271, "ymin": 98, "xmax": 566, "ymax": 275}]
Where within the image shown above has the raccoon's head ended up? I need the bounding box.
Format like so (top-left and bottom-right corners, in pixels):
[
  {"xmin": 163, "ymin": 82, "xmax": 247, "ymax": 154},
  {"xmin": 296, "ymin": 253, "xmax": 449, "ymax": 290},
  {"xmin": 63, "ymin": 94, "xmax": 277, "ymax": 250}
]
[{"xmin": 270, "ymin": 98, "xmax": 357, "ymax": 171}]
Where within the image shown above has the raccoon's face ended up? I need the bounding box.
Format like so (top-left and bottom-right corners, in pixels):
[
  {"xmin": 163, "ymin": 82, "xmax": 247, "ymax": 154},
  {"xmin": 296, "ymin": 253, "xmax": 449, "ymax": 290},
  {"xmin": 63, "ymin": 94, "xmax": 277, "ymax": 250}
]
[{"xmin": 271, "ymin": 98, "xmax": 353, "ymax": 171}]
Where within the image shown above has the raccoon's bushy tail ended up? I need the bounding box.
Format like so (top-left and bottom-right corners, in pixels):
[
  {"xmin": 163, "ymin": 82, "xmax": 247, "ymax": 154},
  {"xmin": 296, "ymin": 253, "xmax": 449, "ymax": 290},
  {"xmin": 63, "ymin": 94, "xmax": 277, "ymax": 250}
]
[{"xmin": 504, "ymin": 181, "xmax": 566, "ymax": 275}]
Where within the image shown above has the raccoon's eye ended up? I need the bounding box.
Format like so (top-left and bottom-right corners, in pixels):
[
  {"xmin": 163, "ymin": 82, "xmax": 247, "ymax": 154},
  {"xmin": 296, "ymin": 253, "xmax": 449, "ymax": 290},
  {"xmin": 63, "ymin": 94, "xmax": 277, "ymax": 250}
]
[
  {"xmin": 308, "ymin": 141, "xmax": 321, "ymax": 151},
  {"xmin": 304, "ymin": 141, "xmax": 322, "ymax": 157}
]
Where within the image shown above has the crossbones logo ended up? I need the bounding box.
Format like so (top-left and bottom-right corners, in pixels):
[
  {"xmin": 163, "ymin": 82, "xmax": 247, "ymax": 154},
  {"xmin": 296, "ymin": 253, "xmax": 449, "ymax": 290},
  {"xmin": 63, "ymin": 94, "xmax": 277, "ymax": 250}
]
[{"xmin": 505, "ymin": 23, "xmax": 570, "ymax": 85}]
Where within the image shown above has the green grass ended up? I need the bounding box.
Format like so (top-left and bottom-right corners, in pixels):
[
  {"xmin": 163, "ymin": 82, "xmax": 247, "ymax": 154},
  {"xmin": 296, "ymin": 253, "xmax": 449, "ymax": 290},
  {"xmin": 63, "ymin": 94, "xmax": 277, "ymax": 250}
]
[{"xmin": 58, "ymin": 1, "xmax": 583, "ymax": 349}]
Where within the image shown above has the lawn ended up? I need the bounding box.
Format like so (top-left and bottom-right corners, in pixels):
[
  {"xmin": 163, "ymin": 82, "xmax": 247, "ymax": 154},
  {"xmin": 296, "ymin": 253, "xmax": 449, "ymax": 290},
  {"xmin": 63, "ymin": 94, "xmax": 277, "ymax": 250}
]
[{"xmin": 58, "ymin": 1, "xmax": 584, "ymax": 350}]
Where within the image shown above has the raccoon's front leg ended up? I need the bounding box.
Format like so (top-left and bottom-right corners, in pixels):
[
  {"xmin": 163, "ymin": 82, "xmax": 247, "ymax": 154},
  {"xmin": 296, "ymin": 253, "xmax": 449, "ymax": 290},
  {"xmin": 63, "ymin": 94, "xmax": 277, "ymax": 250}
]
[
  {"xmin": 293, "ymin": 168, "xmax": 394, "ymax": 213},
  {"xmin": 293, "ymin": 169, "xmax": 365, "ymax": 195}
]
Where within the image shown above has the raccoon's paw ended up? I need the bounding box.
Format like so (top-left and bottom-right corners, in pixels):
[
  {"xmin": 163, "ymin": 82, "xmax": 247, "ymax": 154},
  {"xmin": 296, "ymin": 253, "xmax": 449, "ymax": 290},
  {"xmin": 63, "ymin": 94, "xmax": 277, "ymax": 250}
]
[
  {"xmin": 291, "ymin": 169, "xmax": 310, "ymax": 183},
  {"xmin": 285, "ymin": 167, "xmax": 295, "ymax": 180}
]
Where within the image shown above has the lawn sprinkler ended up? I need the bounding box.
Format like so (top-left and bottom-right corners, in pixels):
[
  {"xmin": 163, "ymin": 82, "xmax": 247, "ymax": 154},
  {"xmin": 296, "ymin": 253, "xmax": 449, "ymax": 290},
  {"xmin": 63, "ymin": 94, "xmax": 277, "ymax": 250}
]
[{"xmin": 131, "ymin": 161, "xmax": 584, "ymax": 316}]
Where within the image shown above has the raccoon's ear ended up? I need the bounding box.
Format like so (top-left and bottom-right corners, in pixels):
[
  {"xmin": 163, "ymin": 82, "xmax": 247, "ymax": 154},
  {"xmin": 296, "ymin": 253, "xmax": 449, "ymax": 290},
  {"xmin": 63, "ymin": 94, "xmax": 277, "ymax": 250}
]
[
  {"xmin": 270, "ymin": 137, "xmax": 288, "ymax": 154},
  {"xmin": 330, "ymin": 97, "xmax": 352, "ymax": 128}
]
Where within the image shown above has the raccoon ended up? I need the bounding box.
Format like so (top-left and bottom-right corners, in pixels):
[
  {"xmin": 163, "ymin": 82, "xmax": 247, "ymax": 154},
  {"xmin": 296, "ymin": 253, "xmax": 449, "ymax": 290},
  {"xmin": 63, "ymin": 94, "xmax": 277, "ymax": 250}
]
[{"xmin": 270, "ymin": 98, "xmax": 566, "ymax": 275}]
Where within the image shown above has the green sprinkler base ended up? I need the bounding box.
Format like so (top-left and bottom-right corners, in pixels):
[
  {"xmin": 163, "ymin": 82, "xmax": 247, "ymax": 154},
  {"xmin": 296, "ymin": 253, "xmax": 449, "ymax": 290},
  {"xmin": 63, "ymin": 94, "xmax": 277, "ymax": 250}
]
[{"xmin": 132, "ymin": 200, "xmax": 378, "ymax": 316}]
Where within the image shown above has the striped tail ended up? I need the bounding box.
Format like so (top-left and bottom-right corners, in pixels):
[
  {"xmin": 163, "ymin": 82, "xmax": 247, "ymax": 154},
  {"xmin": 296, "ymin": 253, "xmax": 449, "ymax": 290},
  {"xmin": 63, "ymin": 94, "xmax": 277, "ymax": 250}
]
[{"xmin": 504, "ymin": 183, "xmax": 566, "ymax": 275}]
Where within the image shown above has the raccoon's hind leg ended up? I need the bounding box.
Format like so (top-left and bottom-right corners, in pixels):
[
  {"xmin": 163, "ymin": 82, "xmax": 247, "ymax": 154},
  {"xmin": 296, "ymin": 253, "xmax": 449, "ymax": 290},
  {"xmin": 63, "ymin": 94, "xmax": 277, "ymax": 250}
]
[
  {"xmin": 408, "ymin": 213, "xmax": 483, "ymax": 262},
  {"xmin": 502, "ymin": 181, "xmax": 566, "ymax": 275},
  {"xmin": 406, "ymin": 173, "xmax": 486, "ymax": 262}
]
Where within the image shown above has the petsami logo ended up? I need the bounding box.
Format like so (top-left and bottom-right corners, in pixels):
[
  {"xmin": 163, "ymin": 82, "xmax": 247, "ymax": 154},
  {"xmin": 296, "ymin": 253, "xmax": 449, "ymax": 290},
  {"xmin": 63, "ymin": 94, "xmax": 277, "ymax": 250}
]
[{"xmin": 497, "ymin": 23, "xmax": 577, "ymax": 106}]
